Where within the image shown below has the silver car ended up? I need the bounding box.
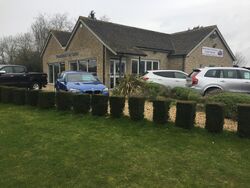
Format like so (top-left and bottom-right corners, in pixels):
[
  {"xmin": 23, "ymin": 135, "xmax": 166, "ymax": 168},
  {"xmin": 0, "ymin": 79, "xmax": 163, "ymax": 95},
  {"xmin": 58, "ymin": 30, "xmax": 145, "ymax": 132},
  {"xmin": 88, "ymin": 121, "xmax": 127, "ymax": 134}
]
[
  {"xmin": 186, "ymin": 67, "xmax": 250, "ymax": 95},
  {"xmin": 142, "ymin": 70, "xmax": 188, "ymax": 88}
]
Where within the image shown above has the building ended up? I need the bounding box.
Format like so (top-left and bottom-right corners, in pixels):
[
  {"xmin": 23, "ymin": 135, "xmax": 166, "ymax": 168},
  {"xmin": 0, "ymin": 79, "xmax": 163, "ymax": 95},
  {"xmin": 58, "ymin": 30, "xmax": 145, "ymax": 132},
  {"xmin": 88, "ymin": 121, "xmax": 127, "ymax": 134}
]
[{"xmin": 41, "ymin": 16, "xmax": 236, "ymax": 88}]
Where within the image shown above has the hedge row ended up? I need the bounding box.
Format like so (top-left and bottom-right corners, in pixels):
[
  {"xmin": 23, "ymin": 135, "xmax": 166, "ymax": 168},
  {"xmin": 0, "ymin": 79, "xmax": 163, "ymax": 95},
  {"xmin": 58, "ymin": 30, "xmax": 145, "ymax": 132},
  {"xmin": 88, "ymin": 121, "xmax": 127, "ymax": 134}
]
[{"xmin": 0, "ymin": 86, "xmax": 250, "ymax": 138}]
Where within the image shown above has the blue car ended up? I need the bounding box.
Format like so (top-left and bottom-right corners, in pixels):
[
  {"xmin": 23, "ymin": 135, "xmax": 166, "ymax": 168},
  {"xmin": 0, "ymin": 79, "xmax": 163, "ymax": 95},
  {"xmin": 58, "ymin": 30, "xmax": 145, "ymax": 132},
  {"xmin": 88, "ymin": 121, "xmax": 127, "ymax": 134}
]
[{"xmin": 55, "ymin": 71, "xmax": 109, "ymax": 96}]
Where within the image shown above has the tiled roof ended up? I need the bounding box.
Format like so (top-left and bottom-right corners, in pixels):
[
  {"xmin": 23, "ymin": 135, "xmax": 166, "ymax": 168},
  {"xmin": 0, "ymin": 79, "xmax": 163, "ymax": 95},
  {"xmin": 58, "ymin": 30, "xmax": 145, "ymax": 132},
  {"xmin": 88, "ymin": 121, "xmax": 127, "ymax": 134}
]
[{"xmin": 51, "ymin": 30, "xmax": 71, "ymax": 47}]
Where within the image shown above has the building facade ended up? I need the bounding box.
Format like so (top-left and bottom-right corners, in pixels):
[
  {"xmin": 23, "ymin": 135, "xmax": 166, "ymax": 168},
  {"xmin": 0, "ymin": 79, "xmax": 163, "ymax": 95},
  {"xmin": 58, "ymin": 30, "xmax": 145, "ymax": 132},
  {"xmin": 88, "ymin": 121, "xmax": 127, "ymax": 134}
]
[{"xmin": 41, "ymin": 16, "xmax": 236, "ymax": 88}]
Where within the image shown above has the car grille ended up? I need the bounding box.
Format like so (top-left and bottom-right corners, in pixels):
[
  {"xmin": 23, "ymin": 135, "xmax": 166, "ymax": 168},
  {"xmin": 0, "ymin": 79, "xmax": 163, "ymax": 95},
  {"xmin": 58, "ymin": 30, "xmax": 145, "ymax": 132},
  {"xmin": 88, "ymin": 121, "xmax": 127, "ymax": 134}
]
[{"xmin": 84, "ymin": 90, "xmax": 101, "ymax": 94}]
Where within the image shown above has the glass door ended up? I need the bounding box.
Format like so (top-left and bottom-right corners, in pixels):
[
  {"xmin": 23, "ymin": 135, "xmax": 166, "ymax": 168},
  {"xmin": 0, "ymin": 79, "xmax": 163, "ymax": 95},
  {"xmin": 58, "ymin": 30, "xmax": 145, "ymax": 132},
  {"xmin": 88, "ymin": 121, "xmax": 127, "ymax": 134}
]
[{"xmin": 110, "ymin": 60, "xmax": 125, "ymax": 88}]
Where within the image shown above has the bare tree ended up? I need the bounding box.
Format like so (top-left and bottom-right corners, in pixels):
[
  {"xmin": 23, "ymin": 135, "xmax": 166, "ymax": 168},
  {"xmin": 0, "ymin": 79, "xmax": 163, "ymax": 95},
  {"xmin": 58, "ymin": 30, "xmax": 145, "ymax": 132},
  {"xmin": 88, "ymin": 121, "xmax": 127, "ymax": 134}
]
[
  {"xmin": 234, "ymin": 52, "xmax": 247, "ymax": 67},
  {"xmin": 0, "ymin": 36, "xmax": 18, "ymax": 64},
  {"xmin": 31, "ymin": 13, "xmax": 74, "ymax": 53},
  {"xmin": 99, "ymin": 15, "xmax": 111, "ymax": 22}
]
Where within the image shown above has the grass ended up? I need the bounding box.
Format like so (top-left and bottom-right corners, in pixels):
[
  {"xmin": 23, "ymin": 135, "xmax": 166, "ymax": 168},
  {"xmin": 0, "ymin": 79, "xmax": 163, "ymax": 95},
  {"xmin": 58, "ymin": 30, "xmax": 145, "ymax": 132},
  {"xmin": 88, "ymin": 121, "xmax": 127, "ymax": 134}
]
[{"xmin": 0, "ymin": 104, "xmax": 250, "ymax": 187}]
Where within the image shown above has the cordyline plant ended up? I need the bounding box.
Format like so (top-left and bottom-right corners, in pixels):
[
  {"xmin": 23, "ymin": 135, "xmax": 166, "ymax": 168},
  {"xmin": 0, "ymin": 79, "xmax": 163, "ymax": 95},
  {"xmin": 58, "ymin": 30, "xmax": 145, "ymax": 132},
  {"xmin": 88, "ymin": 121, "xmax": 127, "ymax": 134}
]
[{"xmin": 112, "ymin": 75, "xmax": 145, "ymax": 97}]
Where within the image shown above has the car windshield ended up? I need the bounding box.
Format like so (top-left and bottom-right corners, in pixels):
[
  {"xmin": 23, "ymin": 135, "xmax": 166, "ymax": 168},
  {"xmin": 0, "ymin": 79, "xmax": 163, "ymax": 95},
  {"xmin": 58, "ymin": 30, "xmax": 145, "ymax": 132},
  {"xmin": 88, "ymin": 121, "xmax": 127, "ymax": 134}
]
[{"xmin": 66, "ymin": 73, "xmax": 98, "ymax": 82}]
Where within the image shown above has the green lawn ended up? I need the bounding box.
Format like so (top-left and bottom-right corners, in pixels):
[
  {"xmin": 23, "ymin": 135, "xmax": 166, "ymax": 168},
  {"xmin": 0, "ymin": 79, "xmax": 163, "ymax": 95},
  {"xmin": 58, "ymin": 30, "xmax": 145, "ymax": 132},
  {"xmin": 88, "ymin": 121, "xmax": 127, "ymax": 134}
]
[{"xmin": 0, "ymin": 104, "xmax": 250, "ymax": 187}]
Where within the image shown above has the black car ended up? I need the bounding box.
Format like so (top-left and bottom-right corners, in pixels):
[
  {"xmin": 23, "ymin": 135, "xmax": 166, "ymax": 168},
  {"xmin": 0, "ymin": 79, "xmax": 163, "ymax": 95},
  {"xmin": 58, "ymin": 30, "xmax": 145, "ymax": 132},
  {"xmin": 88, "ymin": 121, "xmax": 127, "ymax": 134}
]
[{"xmin": 0, "ymin": 64, "xmax": 47, "ymax": 90}]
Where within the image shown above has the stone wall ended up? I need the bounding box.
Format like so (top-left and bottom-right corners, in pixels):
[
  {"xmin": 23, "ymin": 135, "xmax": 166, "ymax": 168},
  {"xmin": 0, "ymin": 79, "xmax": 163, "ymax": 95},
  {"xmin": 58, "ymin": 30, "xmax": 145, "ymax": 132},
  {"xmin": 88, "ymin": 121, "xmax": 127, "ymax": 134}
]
[{"xmin": 184, "ymin": 32, "xmax": 234, "ymax": 73}]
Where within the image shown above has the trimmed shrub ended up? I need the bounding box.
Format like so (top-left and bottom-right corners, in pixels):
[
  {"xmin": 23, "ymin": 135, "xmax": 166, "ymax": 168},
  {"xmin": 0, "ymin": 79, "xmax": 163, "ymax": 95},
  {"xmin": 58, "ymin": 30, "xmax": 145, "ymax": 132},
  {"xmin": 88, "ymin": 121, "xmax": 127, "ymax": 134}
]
[
  {"xmin": 72, "ymin": 94, "xmax": 91, "ymax": 114},
  {"xmin": 175, "ymin": 101, "xmax": 196, "ymax": 129},
  {"xmin": 1, "ymin": 86, "xmax": 14, "ymax": 104},
  {"xmin": 38, "ymin": 91, "xmax": 55, "ymax": 109},
  {"xmin": 128, "ymin": 97, "xmax": 145, "ymax": 121},
  {"xmin": 207, "ymin": 92, "xmax": 250, "ymax": 119},
  {"xmin": 237, "ymin": 104, "xmax": 250, "ymax": 138},
  {"xmin": 205, "ymin": 103, "xmax": 224, "ymax": 133},
  {"xmin": 56, "ymin": 92, "xmax": 72, "ymax": 111},
  {"xmin": 152, "ymin": 99, "xmax": 171, "ymax": 124},
  {"xmin": 109, "ymin": 96, "xmax": 125, "ymax": 118},
  {"xmin": 91, "ymin": 95, "xmax": 108, "ymax": 116},
  {"xmin": 26, "ymin": 90, "xmax": 39, "ymax": 106},
  {"xmin": 171, "ymin": 87, "xmax": 202, "ymax": 102},
  {"xmin": 13, "ymin": 88, "xmax": 26, "ymax": 105}
]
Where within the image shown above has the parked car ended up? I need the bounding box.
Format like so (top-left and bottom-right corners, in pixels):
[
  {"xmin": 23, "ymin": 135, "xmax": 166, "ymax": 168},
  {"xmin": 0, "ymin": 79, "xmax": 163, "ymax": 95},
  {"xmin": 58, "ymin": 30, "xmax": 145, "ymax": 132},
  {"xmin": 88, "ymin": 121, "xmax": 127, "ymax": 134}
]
[
  {"xmin": 55, "ymin": 71, "xmax": 109, "ymax": 96},
  {"xmin": 186, "ymin": 67, "xmax": 250, "ymax": 95},
  {"xmin": 0, "ymin": 64, "xmax": 47, "ymax": 90},
  {"xmin": 142, "ymin": 70, "xmax": 188, "ymax": 88}
]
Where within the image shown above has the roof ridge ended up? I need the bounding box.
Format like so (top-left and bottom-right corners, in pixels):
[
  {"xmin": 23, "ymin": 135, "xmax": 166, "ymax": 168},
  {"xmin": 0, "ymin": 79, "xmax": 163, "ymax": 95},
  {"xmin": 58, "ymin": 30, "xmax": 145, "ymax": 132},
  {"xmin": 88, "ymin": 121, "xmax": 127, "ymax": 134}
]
[
  {"xmin": 79, "ymin": 16, "xmax": 171, "ymax": 36},
  {"xmin": 171, "ymin": 25, "xmax": 217, "ymax": 35}
]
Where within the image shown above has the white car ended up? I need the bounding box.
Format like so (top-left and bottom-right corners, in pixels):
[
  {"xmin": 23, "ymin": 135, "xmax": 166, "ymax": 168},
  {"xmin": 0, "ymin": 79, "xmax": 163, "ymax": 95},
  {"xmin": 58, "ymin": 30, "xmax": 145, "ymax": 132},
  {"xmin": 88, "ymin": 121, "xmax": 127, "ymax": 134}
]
[{"xmin": 142, "ymin": 70, "xmax": 188, "ymax": 88}]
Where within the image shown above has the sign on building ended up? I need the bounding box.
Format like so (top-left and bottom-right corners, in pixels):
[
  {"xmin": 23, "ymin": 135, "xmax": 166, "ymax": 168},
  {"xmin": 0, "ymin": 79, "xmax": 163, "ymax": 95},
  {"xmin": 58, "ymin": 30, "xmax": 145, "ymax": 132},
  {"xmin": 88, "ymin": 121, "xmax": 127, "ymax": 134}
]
[{"xmin": 202, "ymin": 47, "xmax": 223, "ymax": 58}]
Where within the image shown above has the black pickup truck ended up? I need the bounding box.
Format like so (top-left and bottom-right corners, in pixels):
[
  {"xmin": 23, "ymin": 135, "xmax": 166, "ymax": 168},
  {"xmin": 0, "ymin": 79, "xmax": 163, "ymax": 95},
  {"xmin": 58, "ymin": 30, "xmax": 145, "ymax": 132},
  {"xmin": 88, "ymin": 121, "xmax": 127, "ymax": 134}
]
[{"xmin": 0, "ymin": 64, "xmax": 47, "ymax": 90}]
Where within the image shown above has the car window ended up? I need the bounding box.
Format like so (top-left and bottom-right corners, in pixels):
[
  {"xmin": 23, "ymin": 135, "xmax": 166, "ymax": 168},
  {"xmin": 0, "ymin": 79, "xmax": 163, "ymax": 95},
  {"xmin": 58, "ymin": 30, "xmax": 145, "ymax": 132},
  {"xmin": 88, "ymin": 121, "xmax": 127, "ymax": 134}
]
[
  {"xmin": 174, "ymin": 72, "xmax": 187, "ymax": 79},
  {"xmin": 1, "ymin": 66, "xmax": 13, "ymax": 73},
  {"xmin": 13, "ymin": 66, "xmax": 25, "ymax": 73},
  {"xmin": 153, "ymin": 71, "xmax": 174, "ymax": 78},
  {"xmin": 204, "ymin": 69, "xmax": 222, "ymax": 78},
  {"xmin": 223, "ymin": 70, "xmax": 237, "ymax": 79},
  {"xmin": 188, "ymin": 70, "xmax": 200, "ymax": 77},
  {"xmin": 66, "ymin": 73, "xmax": 98, "ymax": 82},
  {"xmin": 239, "ymin": 70, "xmax": 250, "ymax": 79}
]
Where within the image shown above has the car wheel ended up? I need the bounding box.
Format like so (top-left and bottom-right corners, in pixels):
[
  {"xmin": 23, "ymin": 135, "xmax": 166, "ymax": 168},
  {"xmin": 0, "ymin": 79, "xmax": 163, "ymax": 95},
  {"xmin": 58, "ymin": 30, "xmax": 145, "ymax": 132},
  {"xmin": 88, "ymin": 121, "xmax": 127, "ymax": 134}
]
[
  {"xmin": 205, "ymin": 88, "xmax": 222, "ymax": 96},
  {"xmin": 31, "ymin": 82, "xmax": 41, "ymax": 90}
]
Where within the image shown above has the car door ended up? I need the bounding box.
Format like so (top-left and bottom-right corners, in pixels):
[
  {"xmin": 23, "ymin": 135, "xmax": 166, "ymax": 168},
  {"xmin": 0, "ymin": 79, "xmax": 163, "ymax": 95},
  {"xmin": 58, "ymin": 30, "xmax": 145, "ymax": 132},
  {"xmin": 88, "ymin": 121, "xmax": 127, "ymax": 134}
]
[
  {"xmin": 221, "ymin": 69, "xmax": 242, "ymax": 92},
  {"xmin": 0, "ymin": 66, "xmax": 15, "ymax": 86},
  {"xmin": 174, "ymin": 72, "xmax": 187, "ymax": 87},
  {"xmin": 238, "ymin": 69, "xmax": 250, "ymax": 93},
  {"xmin": 12, "ymin": 66, "xmax": 28, "ymax": 87}
]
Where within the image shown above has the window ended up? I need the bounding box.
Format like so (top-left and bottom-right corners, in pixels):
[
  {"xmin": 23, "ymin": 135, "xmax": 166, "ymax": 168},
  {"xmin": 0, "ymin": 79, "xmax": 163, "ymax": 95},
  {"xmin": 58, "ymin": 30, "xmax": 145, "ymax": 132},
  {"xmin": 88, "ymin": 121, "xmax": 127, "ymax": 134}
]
[
  {"xmin": 13, "ymin": 66, "xmax": 26, "ymax": 73},
  {"xmin": 69, "ymin": 59, "xmax": 97, "ymax": 75},
  {"xmin": 2, "ymin": 66, "xmax": 13, "ymax": 73},
  {"xmin": 205, "ymin": 69, "xmax": 221, "ymax": 78},
  {"xmin": 175, "ymin": 72, "xmax": 187, "ymax": 79},
  {"xmin": 79, "ymin": 60, "xmax": 87, "ymax": 71},
  {"xmin": 131, "ymin": 59, "xmax": 159, "ymax": 74},
  {"xmin": 48, "ymin": 62, "xmax": 65, "ymax": 83},
  {"xmin": 69, "ymin": 61, "xmax": 78, "ymax": 71},
  {"xmin": 153, "ymin": 71, "xmax": 174, "ymax": 78},
  {"xmin": 223, "ymin": 70, "xmax": 237, "ymax": 79},
  {"xmin": 240, "ymin": 70, "xmax": 250, "ymax": 79},
  {"xmin": 88, "ymin": 60, "xmax": 97, "ymax": 74},
  {"xmin": 132, "ymin": 60, "xmax": 138, "ymax": 74}
]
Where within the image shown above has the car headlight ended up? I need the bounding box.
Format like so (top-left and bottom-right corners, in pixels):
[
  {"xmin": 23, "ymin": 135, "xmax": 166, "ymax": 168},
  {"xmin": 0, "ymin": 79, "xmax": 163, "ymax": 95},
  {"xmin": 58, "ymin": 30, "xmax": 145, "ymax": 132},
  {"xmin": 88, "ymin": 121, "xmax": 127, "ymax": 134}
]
[
  {"xmin": 69, "ymin": 88, "xmax": 81, "ymax": 93},
  {"xmin": 103, "ymin": 88, "xmax": 109, "ymax": 92}
]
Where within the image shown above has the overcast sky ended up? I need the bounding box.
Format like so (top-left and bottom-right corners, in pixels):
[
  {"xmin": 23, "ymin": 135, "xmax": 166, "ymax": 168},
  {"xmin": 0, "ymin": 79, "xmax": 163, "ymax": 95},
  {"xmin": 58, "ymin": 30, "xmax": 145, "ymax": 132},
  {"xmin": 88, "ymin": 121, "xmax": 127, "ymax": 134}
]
[{"xmin": 1, "ymin": 0, "xmax": 250, "ymax": 64}]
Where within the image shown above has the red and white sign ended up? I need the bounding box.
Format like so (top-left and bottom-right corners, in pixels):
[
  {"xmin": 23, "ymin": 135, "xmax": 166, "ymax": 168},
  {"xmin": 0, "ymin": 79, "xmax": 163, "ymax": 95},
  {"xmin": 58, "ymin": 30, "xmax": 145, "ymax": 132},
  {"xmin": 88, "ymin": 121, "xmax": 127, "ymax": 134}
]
[{"xmin": 202, "ymin": 47, "xmax": 223, "ymax": 58}]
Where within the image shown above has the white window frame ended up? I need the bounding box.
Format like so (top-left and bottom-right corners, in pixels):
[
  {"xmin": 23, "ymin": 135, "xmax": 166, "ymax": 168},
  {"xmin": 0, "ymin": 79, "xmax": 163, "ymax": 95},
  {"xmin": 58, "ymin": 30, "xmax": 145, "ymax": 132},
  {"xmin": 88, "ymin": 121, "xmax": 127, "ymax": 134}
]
[
  {"xmin": 69, "ymin": 59, "xmax": 97, "ymax": 73},
  {"xmin": 131, "ymin": 59, "xmax": 160, "ymax": 74}
]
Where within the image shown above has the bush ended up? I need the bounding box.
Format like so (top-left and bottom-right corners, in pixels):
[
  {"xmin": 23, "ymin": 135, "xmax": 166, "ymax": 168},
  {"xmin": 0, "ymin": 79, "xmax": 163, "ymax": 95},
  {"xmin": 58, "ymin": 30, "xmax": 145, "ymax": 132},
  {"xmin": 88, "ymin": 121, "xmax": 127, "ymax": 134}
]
[
  {"xmin": 38, "ymin": 91, "xmax": 55, "ymax": 109},
  {"xmin": 143, "ymin": 82, "xmax": 172, "ymax": 100},
  {"xmin": 13, "ymin": 88, "xmax": 26, "ymax": 105},
  {"xmin": 175, "ymin": 101, "xmax": 196, "ymax": 129},
  {"xmin": 1, "ymin": 86, "xmax": 14, "ymax": 104},
  {"xmin": 152, "ymin": 99, "xmax": 171, "ymax": 124},
  {"xmin": 91, "ymin": 95, "xmax": 108, "ymax": 116},
  {"xmin": 112, "ymin": 75, "xmax": 145, "ymax": 97},
  {"xmin": 26, "ymin": 90, "xmax": 39, "ymax": 106},
  {"xmin": 237, "ymin": 104, "xmax": 250, "ymax": 138},
  {"xmin": 72, "ymin": 94, "xmax": 91, "ymax": 114},
  {"xmin": 207, "ymin": 92, "xmax": 250, "ymax": 119},
  {"xmin": 171, "ymin": 87, "xmax": 202, "ymax": 102},
  {"xmin": 128, "ymin": 97, "xmax": 145, "ymax": 121},
  {"xmin": 109, "ymin": 96, "xmax": 125, "ymax": 118},
  {"xmin": 56, "ymin": 92, "xmax": 72, "ymax": 111},
  {"xmin": 205, "ymin": 103, "xmax": 224, "ymax": 133}
]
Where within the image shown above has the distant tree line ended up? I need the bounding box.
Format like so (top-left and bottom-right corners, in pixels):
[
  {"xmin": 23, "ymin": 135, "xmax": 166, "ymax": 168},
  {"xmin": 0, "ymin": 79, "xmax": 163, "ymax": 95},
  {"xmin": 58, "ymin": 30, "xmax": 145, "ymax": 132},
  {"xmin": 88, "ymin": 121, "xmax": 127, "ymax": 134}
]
[{"xmin": 0, "ymin": 13, "xmax": 74, "ymax": 72}]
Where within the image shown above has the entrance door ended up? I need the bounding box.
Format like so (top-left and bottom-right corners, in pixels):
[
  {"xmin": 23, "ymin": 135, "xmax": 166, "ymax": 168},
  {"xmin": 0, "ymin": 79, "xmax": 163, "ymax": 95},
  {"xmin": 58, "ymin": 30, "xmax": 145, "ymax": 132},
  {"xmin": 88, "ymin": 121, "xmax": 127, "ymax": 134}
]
[{"xmin": 110, "ymin": 60, "xmax": 126, "ymax": 88}]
